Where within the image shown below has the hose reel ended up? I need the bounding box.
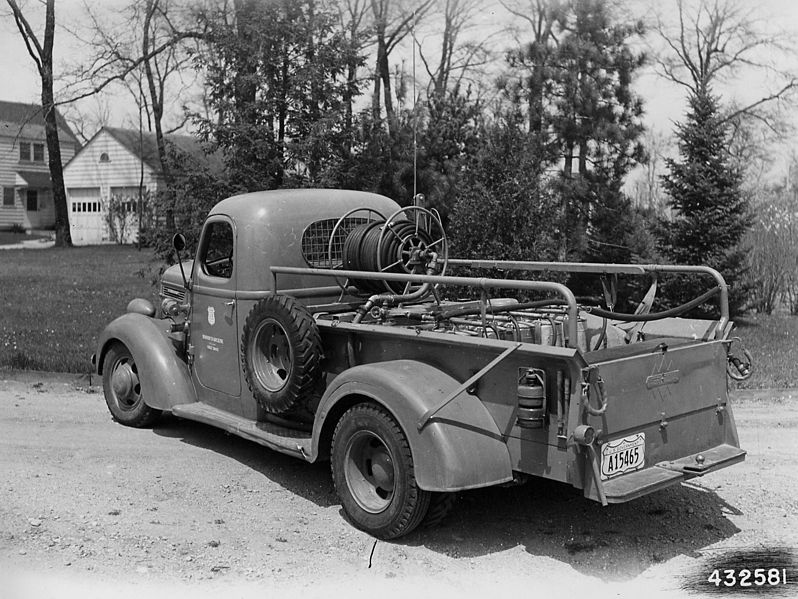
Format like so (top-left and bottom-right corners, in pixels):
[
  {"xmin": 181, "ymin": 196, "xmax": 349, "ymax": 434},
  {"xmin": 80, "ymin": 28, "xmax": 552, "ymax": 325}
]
[{"xmin": 336, "ymin": 206, "xmax": 447, "ymax": 297}]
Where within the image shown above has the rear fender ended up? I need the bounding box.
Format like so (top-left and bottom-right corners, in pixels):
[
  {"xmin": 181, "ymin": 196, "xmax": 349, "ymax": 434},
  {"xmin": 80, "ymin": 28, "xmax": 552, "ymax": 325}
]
[
  {"xmin": 311, "ymin": 360, "xmax": 513, "ymax": 492},
  {"xmin": 95, "ymin": 312, "xmax": 196, "ymax": 411}
]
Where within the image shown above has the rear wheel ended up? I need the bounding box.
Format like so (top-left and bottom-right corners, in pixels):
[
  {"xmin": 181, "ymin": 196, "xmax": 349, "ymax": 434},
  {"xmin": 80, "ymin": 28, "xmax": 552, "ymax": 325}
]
[
  {"xmin": 331, "ymin": 404, "xmax": 431, "ymax": 539},
  {"xmin": 102, "ymin": 342, "xmax": 161, "ymax": 428}
]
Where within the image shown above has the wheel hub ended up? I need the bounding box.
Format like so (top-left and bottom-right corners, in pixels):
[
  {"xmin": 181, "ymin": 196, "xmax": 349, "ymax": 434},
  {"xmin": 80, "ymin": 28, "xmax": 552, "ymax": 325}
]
[
  {"xmin": 345, "ymin": 432, "xmax": 396, "ymax": 514},
  {"xmin": 252, "ymin": 319, "xmax": 292, "ymax": 392},
  {"xmin": 111, "ymin": 362, "xmax": 139, "ymax": 407},
  {"xmin": 399, "ymin": 235, "xmax": 428, "ymax": 271},
  {"xmin": 369, "ymin": 451, "xmax": 394, "ymax": 490}
]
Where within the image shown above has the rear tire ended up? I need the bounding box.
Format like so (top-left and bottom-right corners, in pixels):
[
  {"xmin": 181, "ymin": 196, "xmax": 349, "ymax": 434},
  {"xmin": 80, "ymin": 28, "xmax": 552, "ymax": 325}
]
[
  {"xmin": 331, "ymin": 404, "xmax": 431, "ymax": 539},
  {"xmin": 102, "ymin": 342, "xmax": 161, "ymax": 428}
]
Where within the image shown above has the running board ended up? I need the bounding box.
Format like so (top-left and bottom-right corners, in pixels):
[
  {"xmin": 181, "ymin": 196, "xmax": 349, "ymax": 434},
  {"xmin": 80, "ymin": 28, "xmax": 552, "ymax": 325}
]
[{"xmin": 171, "ymin": 403, "xmax": 313, "ymax": 461}]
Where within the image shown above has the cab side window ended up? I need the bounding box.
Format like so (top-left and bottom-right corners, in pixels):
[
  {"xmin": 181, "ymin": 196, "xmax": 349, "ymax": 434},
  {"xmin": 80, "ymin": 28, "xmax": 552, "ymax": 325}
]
[{"xmin": 201, "ymin": 221, "xmax": 234, "ymax": 279}]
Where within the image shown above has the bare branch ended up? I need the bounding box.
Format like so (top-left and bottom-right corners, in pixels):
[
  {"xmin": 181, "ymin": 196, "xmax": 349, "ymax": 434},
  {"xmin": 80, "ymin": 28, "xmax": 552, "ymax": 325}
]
[
  {"xmin": 6, "ymin": 0, "xmax": 44, "ymax": 74},
  {"xmin": 720, "ymin": 79, "xmax": 798, "ymax": 125}
]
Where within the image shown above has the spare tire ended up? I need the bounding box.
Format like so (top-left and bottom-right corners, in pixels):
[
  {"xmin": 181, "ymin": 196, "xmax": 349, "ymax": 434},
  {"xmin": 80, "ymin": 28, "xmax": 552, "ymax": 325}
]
[{"xmin": 241, "ymin": 294, "xmax": 323, "ymax": 415}]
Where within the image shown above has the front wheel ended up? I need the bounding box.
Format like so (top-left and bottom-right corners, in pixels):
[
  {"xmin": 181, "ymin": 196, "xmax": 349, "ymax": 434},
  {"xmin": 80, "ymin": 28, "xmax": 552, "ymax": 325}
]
[
  {"xmin": 102, "ymin": 342, "xmax": 161, "ymax": 428},
  {"xmin": 331, "ymin": 404, "xmax": 431, "ymax": 539}
]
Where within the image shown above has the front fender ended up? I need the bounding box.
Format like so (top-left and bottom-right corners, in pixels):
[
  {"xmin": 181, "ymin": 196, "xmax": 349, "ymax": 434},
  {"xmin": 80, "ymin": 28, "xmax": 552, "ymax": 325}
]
[
  {"xmin": 312, "ymin": 360, "xmax": 513, "ymax": 492},
  {"xmin": 95, "ymin": 312, "xmax": 196, "ymax": 411}
]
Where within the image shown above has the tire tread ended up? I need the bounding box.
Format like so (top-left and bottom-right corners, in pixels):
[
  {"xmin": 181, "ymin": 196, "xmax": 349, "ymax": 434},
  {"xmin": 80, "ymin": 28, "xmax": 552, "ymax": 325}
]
[
  {"xmin": 331, "ymin": 404, "xmax": 430, "ymax": 539},
  {"xmin": 241, "ymin": 294, "xmax": 323, "ymax": 414}
]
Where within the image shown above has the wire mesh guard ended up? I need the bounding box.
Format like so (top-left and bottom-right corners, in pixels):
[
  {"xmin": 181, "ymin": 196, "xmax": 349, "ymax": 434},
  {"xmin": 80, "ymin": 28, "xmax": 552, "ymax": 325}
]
[{"xmin": 300, "ymin": 216, "xmax": 369, "ymax": 269}]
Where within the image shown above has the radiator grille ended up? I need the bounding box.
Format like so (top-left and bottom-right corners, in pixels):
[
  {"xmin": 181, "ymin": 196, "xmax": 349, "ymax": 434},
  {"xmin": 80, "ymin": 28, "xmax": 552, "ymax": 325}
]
[{"xmin": 161, "ymin": 284, "xmax": 186, "ymax": 302}]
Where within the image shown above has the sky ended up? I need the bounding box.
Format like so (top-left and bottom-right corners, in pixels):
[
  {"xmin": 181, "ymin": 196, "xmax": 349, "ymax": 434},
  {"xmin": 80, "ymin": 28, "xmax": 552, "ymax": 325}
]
[{"xmin": 2, "ymin": 0, "xmax": 797, "ymax": 180}]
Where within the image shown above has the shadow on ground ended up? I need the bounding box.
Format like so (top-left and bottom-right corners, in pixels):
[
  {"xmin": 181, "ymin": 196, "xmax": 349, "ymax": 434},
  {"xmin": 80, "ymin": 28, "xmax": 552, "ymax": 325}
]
[
  {"xmin": 152, "ymin": 416, "xmax": 741, "ymax": 581},
  {"xmin": 415, "ymin": 478, "xmax": 741, "ymax": 580},
  {"xmin": 152, "ymin": 415, "xmax": 337, "ymax": 507}
]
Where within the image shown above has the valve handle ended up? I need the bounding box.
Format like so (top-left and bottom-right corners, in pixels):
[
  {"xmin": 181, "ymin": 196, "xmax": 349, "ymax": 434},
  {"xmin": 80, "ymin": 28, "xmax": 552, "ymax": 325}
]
[{"xmin": 727, "ymin": 347, "xmax": 753, "ymax": 381}]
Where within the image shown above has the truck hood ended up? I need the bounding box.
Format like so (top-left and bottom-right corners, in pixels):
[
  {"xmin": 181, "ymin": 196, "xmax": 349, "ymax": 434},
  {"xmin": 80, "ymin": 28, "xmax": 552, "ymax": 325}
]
[{"xmin": 161, "ymin": 260, "xmax": 194, "ymax": 291}]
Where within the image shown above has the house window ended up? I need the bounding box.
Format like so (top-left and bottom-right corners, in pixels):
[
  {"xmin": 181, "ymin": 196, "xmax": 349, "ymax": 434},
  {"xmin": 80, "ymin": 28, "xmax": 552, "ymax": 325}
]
[
  {"xmin": 99, "ymin": 152, "xmax": 110, "ymax": 163},
  {"xmin": 26, "ymin": 190, "xmax": 38, "ymax": 211},
  {"xmin": 3, "ymin": 187, "xmax": 14, "ymax": 207},
  {"xmin": 19, "ymin": 142, "xmax": 45, "ymax": 162}
]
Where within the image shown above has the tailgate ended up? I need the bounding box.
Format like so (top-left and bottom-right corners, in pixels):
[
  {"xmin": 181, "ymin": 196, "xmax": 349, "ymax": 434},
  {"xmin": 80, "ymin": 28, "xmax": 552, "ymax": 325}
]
[{"xmin": 582, "ymin": 339, "xmax": 745, "ymax": 503}]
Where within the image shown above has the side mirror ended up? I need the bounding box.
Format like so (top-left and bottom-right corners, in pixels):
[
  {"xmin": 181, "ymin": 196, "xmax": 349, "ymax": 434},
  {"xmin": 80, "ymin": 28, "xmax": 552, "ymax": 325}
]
[
  {"xmin": 172, "ymin": 233, "xmax": 186, "ymax": 252},
  {"xmin": 172, "ymin": 232, "xmax": 189, "ymax": 290}
]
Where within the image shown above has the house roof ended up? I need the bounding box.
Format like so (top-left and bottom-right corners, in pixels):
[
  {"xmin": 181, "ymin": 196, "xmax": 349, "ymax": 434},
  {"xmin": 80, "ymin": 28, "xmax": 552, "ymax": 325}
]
[
  {"xmin": 101, "ymin": 126, "xmax": 223, "ymax": 177},
  {"xmin": 0, "ymin": 100, "xmax": 79, "ymax": 145},
  {"xmin": 16, "ymin": 170, "xmax": 51, "ymax": 188}
]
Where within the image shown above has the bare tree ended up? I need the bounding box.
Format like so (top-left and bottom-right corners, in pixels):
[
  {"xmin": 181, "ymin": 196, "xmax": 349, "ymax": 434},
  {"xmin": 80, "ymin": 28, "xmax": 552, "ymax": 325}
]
[
  {"xmin": 416, "ymin": 0, "xmax": 492, "ymax": 99},
  {"xmin": 629, "ymin": 128, "xmax": 672, "ymax": 215},
  {"xmin": 370, "ymin": 0, "xmax": 433, "ymax": 134},
  {"xmin": 6, "ymin": 0, "xmax": 72, "ymax": 246},
  {"xmin": 61, "ymin": 95, "xmax": 112, "ymax": 145},
  {"xmin": 746, "ymin": 178, "xmax": 798, "ymax": 314},
  {"xmin": 71, "ymin": 0, "xmax": 204, "ymax": 228},
  {"xmin": 654, "ymin": 0, "xmax": 797, "ymax": 126},
  {"xmin": 337, "ymin": 0, "xmax": 372, "ymax": 153}
]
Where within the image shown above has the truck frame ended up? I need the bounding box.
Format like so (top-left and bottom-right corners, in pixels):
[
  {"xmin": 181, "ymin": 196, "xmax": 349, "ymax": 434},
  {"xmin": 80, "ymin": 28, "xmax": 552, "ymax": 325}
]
[{"xmin": 94, "ymin": 189, "xmax": 751, "ymax": 539}]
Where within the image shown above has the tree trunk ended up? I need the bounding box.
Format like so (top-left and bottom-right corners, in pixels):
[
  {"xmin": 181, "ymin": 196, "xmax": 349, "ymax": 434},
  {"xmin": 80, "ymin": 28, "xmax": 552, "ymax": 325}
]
[
  {"xmin": 41, "ymin": 0, "xmax": 71, "ymax": 247},
  {"xmin": 143, "ymin": 0, "xmax": 174, "ymax": 230},
  {"xmin": 378, "ymin": 39, "xmax": 395, "ymax": 135}
]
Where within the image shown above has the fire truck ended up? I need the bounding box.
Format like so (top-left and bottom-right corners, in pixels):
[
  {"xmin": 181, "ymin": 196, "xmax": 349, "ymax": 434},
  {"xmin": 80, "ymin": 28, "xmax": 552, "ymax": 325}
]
[{"xmin": 94, "ymin": 189, "xmax": 750, "ymax": 539}]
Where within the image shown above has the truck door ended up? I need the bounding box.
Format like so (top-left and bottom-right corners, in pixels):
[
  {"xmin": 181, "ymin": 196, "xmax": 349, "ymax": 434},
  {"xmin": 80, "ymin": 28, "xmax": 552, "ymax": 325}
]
[{"xmin": 190, "ymin": 216, "xmax": 241, "ymax": 396}]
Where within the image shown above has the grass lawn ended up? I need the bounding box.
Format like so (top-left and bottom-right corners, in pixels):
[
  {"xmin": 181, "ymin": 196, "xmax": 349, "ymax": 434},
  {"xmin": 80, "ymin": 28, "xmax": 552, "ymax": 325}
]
[
  {"xmin": 732, "ymin": 313, "xmax": 798, "ymax": 389},
  {"xmin": 1, "ymin": 245, "xmax": 796, "ymax": 389},
  {"xmin": 0, "ymin": 231, "xmax": 52, "ymax": 245},
  {"xmin": 0, "ymin": 245, "xmax": 156, "ymax": 373}
]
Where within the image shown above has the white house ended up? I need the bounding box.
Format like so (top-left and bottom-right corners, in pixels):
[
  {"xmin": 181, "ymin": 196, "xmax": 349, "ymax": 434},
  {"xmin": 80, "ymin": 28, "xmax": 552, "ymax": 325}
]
[
  {"xmin": 0, "ymin": 100, "xmax": 79, "ymax": 231},
  {"xmin": 63, "ymin": 126, "xmax": 208, "ymax": 245}
]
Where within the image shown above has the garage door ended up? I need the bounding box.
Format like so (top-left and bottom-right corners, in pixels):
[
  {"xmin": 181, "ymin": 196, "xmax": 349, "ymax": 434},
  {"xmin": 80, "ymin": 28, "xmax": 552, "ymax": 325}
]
[{"xmin": 67, "ymin": 187, "xmax": 103, "ymax": 245}]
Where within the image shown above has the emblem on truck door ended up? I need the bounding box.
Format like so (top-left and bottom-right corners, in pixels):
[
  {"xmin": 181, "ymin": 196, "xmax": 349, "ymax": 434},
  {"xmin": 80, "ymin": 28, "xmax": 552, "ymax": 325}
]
[{"xmin": 207, "ymin": 306, "xmax": 215, "ymax": 326}]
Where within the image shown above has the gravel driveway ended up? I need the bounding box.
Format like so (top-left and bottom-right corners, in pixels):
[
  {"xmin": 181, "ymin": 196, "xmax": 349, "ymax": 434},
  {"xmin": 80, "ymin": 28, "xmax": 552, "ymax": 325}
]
[{"xmin": 2, "ymin": 372, "xmax": 797, "ymax": 598}]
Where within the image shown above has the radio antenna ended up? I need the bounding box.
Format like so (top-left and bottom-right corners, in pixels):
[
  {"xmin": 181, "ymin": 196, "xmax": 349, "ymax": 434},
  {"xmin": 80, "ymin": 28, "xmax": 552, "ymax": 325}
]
[{"xmin": 412, "ymin": 8, "xmax": 418, "ymax": 202}]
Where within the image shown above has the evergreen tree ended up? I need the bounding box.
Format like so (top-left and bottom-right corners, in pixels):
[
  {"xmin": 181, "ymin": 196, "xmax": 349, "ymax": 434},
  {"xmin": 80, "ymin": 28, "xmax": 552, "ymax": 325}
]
[
  {"xmin": 448, "ymin": 109, "xmax": 561, "ymax": 274},
  {"xmin": 195, "ymin": 0, "xmax": 358, "ymax": 192},
  {"xmin": 501, "ymin": 0, "xmax": 646, "ymax": 262},
  {"xmin": 658, "ymin": 91, "xmax": 752, "ymax": 316}
]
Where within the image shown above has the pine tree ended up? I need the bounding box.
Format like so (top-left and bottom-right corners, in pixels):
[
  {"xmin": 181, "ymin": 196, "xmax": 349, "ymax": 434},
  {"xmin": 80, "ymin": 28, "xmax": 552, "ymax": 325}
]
[
  {"xmin": 502, "ymin": 0, "xmax": 646, "ymax": 262},
  {"xmin": 658, "ymin": 91, "xmax": 752, "ymax": 316}
]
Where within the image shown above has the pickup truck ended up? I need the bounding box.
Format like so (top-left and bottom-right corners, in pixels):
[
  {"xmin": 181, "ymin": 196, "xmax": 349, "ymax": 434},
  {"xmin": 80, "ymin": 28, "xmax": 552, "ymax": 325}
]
[{"xmin": 93, "ymin": 188, "xmax": 751, "ymax": 539}]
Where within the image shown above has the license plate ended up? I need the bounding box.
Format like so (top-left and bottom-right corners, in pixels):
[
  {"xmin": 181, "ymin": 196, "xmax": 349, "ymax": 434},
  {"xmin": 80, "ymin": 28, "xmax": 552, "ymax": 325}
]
[{"xmin": 600, "ymin": 433, "xmax": 645, "ymax": 480}]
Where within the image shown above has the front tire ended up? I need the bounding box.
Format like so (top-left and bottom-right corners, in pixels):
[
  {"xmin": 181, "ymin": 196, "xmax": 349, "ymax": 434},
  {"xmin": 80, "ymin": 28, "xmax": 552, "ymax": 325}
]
[
  {"xmin": 102, "ymin": 342, "xmax": 161, "ymax": 428},
  {"xmin": 331, "ymin": 404, "xmax": 431, "ymax": 539}
]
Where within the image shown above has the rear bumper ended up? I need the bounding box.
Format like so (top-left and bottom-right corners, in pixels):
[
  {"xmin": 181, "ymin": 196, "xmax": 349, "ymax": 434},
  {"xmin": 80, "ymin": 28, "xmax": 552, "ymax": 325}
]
[{"xmin": 601, "ymin": 443, "xmax": 746, "ymax": 503}]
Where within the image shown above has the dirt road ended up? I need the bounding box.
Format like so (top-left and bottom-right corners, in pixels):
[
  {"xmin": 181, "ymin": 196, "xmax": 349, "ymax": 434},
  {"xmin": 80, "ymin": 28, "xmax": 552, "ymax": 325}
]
[{"xmin": 2, "ymin": 372, "xmax": 797, "ymax": 598}]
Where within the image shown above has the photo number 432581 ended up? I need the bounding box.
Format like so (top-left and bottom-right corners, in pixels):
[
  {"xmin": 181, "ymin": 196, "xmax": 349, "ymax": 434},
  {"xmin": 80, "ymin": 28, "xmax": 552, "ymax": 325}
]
[{"xmin": 707, "ymin": 568, "xmax": 788, "ymax": 588}]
